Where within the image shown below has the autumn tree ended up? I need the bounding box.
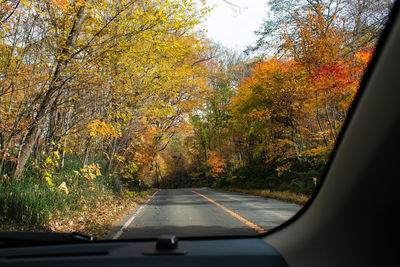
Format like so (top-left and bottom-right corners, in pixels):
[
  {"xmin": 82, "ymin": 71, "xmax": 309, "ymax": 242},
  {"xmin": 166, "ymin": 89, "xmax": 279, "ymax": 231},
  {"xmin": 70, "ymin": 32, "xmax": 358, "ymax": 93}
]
[
  {"xmin": 0, "ymin": 0, "xmax": 211, "ymax": 183},
  {"xmin": 168, "ymin": 0, "xmax": 383, "ymax": 193},
  {"xmin": 247, "ymin": 0, "xmax": 391, "ymax": 55}
]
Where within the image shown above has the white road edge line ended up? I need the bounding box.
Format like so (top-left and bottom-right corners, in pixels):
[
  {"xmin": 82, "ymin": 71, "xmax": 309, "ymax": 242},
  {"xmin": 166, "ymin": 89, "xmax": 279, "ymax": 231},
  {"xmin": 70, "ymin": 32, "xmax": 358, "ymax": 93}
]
[{"xmin": 112, "ymin": 190, "xmax": 159, "ymax": 240}]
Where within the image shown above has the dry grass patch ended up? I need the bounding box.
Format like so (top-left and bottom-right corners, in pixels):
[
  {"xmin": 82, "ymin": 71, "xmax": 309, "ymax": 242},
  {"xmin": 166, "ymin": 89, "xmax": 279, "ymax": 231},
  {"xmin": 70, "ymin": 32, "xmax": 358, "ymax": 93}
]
[
  {"xmin": 220, "ymin": 188, "xmax": 309, "ymax": 205},
  {"xmin": 48, "ymin": 189, "xmax": 158, "ymax": 238}
]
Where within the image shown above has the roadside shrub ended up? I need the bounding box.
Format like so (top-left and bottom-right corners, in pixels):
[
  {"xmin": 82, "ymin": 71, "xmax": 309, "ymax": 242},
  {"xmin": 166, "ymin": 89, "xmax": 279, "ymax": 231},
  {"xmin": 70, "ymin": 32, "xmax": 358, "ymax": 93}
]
[
  {"xmin": 0, "ymin": 156, "xmax": 128, "ymax": 230},
  {"xmin": 207, "ymin": 150, "xmax": 327, "ymax": 196}
]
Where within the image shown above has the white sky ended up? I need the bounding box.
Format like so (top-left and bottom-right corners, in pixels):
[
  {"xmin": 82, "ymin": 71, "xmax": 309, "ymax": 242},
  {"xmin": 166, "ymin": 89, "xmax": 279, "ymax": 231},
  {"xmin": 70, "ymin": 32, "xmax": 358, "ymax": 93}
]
[{"xmin": 201, "ymin": 0, "xmax": 269, "ymax": 52}]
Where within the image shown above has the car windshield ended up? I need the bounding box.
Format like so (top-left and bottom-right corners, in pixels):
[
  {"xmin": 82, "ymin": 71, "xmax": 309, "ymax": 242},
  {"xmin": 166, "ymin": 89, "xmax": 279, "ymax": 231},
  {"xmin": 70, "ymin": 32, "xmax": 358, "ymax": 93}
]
[{"xmin": 0, "ymin": 0, "xmax": 393, "ymax": 241}]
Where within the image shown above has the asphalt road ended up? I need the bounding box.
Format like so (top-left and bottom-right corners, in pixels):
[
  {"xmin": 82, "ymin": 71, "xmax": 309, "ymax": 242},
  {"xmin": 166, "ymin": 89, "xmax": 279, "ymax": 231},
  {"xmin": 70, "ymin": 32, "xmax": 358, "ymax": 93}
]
[{"xmin": 107, "ymin": 188, "xmax": 301, "ymax": 239}]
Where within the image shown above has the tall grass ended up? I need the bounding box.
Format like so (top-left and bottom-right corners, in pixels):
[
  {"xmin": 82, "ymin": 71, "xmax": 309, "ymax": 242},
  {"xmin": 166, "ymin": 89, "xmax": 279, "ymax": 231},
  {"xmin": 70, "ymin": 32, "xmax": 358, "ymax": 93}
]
[
  {"xmin": 0, "ymin": 178, "xmax": 58, "ymax": 227},
  {"xmin": 0, "ymin": 156, "xmax": 125, "ymax": 230}
]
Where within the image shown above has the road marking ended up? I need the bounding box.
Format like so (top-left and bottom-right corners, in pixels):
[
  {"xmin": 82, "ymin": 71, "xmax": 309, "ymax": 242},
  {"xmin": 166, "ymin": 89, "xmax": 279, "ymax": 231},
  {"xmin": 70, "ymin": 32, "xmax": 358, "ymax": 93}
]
[
  {"xmin": 112, "ymin": 190, "xmax": 159, "ymax": 239},
  {"xmin": 191, "ymin": 190, "xmax": 267, "ymax": 234},
  {"xmin": 217, "ymin": 192, "xmax": 293, "ymax": 220}
]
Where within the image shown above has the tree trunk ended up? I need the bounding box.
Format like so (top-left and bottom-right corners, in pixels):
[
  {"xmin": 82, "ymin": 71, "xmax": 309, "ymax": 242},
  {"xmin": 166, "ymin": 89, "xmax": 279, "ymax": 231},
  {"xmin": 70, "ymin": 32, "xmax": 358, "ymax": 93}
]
[
  {"xmin": 46, "ymin": 100, "xmax": 58, "ymax": 150},
  {"xmin": 83, "ymin": 137, "xmax": 92, "ymax": 167},
  {"xmin": 0, "ymin": 138, "xmax": 13, "ymax": 174},
  {"xmin": 155, "ymin": 159, "xmax": 163, "ymax": 185},
  {"xmin": 324, "ymin": 92, "xmax": 337, "ymax": 142},
  {"xmin": 13, "ymin": 3, "xmax": 89, "ymax": 178},
  {"xmin": 331, "ymin": 107, "xmax": 338, "ymax": 134},
  {"xmin": 315, "ymin": 93, "xmax": 329, "ymax": 146},
  {"xmin": 61, "ymin": 106, "xmax": 72, "ymax": 168},
  {"xmin": 105, "ymin": 137, "xmax": 117, "ymax": 173},
  {"xmin": 14, "ymin": 121, "xmax": 43, "ymax": 177}
]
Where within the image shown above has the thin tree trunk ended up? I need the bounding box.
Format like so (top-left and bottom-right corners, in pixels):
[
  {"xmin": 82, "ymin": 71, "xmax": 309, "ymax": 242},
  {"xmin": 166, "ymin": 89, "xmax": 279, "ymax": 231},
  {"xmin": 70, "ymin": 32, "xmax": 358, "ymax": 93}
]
[
  {"xmin": 46, "ymin": 100, "xmax": 58, "ymax": 150},
  {"xmin": 83, "ymin": 137, "xmax": 92, "ymax": 167},
  {"xmin": 61, "ymin": 106, "xmax": 72, "ymax": 168},
  {"xmin": 324, "ymin": 92, "xmax": 336, "ymax": 141},
  {"xmin": 155, "ymin": 159, "xmax": 163, "ymax": 185},
  {"xmin": 331, "ymin": 107, "xmax": 338, "ymax": 134},
  {"xmin": 0, "ymin": 138, "xmax": 13, "ymax": 174},
  {"xmin": 315, "ymin": 93, "xmax": 329, "ymax": 146},
  {"xmin": 105, "ymin": 137, "xmax": 117, "ymax": 173}
]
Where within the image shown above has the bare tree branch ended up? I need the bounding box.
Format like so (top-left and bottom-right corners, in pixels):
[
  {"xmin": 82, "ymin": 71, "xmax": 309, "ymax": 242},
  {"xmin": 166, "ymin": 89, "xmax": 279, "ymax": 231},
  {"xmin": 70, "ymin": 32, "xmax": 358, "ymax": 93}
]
[
  {"xmin": 191, "ymin": 56, "xmax": 215, "ymax": 68},
  {"xmin": 222, "ymin": 0, "xmax": 240, "ymax": 9}
]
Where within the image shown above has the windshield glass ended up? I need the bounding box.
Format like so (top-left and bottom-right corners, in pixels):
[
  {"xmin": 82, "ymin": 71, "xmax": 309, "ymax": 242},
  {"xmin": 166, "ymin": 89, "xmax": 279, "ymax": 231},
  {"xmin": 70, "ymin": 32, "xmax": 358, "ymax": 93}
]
[{"xmin": 0, "ymin": 0, "xmax": 393, "ymax": 240}]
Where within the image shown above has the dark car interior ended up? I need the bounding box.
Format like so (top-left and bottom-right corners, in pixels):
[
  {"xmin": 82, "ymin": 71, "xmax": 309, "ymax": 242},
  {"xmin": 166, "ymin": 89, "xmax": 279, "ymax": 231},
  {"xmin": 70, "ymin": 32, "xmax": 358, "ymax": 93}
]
[{"xmin": 0, "ymin": 1, "xmax": 399, "ymax": 266}]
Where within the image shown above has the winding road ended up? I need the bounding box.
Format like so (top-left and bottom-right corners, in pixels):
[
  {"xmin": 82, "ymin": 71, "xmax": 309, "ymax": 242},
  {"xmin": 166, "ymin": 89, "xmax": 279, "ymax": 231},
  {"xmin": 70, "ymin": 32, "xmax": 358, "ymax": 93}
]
[{"xmin": 107, "ymin": 188, "xmax": 301, "ymax": 239}]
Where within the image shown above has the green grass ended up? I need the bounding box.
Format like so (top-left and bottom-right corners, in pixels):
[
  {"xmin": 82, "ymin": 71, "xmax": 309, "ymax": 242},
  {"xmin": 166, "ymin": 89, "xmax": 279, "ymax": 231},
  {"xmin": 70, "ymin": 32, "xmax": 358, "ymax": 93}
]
[
  {"xmin": 0, "ymin": 178, "xmax": 56, "ymax": 228},
  {"xmin": 0, "ymin": 156, "xmax": 126, "ymax": 231}
]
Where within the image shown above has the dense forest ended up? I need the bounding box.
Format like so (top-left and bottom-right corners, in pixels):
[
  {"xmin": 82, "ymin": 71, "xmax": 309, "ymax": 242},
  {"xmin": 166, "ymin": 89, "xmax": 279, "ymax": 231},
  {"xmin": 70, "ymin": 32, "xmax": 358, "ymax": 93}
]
[
  {"xmin": 0, "ymin": 0, "xmax": 392, "ymax": 231},
  {"xmin": 157, "ymin": 0, "xmax": 392, "ymax": 194}
]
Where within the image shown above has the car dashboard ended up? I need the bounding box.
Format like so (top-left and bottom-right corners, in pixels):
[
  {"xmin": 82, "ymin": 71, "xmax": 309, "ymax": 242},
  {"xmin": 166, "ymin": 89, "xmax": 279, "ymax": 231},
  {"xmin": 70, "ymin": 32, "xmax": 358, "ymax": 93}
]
[{"xmin": 0, "ymin": 238, "xmax": 287, "ymax": 267}]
